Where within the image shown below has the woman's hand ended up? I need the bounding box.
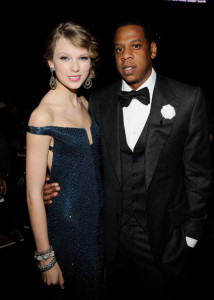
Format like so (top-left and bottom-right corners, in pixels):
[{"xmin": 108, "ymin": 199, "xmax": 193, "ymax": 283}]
[{"xmin": 42, "ymin": 261, "xmax": 64, "ymax": 289}]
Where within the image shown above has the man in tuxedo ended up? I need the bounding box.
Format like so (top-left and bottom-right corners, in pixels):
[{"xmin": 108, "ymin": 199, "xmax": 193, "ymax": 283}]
[{"xmin": 43, "ymin": 20, "xmax": 213, "ymax": 299}]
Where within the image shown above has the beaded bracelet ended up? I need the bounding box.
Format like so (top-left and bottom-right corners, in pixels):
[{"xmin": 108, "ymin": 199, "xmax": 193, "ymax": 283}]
[
  {"xmin": 37, "ymin": 256, "xmax": 56, "ymax": 272},
  {"xmin": 34, "ymin": 250, "xmax": 55, "ymax": 261},
  {"xmin": 34, "ymin": 245, "xmax": 53, "ymax": 256},
  {"xmin": 34, "ymin": 246, "xmax": 54, "ymax": 261}
]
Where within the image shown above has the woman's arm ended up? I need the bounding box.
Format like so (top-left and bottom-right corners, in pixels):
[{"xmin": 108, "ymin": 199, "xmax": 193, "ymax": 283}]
[
  {"xmin": 26, "ymin": 131, "xmax": 64, "ymax": 289},
  {"xmin": 26, "ymin": 104, "xmax": 64, "ymax": 289},
  {"xmin": 26, "ymin": 131, "xmax": 51, "ymax": 251}
]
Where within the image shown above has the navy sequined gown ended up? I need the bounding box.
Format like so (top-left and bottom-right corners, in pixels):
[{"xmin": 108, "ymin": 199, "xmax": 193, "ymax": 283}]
[{"xmin": 27, "ymin": 115, "xmax": 104, "ymax": 299}]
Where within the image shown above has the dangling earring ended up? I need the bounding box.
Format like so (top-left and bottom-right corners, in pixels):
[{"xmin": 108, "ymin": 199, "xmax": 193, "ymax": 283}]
[
  {"xmin": 49, "ymin": 68, "xmax": 57, "ymax": 90},
  {"xmin": 83, "ymin": 77, "xmax": 92, "ymax": 89}
]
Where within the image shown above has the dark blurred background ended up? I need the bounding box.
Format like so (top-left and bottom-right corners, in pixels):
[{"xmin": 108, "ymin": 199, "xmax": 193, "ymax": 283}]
[{"xmin": 1, "ymin": 0, "xmax": 214, "ymax": 102}]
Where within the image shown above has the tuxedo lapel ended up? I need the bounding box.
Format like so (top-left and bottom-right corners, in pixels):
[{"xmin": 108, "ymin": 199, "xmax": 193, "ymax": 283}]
[
  {"xmin": 101, "ymin": 81, "xmax": 122, "ymax": 184},
  {"xmin": 145, "ymin": 74, "xmax": 181, "ymax": 189}
]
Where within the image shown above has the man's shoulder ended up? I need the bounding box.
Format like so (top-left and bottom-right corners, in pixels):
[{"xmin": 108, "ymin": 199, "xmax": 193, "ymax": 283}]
[
  {"xmin": 157, "ymin": 72, "xmax": 200, "ymax": 92},
  {"xmin": 90, "ymin": 80, "xmax": 122, "ymax": 99},
  {"xmin": 156, "ymin": 73, "xmax": 205, "ymax": 107}
]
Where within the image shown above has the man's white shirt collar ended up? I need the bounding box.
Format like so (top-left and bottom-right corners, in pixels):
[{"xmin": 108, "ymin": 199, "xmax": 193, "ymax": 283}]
[{"xmin": 121, "ymin": 68, "xmax": 156, "ymax": 104}]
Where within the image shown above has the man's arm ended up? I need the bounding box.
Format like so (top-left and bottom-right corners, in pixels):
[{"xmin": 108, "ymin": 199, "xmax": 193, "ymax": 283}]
[
  {"xmin": 184, "ymin": 87, "xmax": 213, "ymax": 240},
  {"xmin": 43, "ymin": 175, "xmax": 60, "ymax": 204}
]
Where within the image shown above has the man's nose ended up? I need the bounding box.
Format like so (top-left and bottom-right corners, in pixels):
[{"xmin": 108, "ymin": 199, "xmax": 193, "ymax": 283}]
[{"xmin": 121, "ymin": 48, "xmax": 132, "ymax": 60}]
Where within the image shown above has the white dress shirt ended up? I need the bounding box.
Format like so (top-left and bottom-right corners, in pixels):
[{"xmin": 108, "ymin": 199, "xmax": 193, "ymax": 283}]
[
  {"xmin": 121, "ymin": 68, "xmax": 156, "ymax": 151},
  {"xmin": 121, "ymin": 68, "xmax": 197, "ymax": 248}
]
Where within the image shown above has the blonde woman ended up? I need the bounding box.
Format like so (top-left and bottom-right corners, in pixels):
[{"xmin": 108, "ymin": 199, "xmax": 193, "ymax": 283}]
[{"xmin": 26, "ymin": 22, "xmax": 104, "ymax": 299}]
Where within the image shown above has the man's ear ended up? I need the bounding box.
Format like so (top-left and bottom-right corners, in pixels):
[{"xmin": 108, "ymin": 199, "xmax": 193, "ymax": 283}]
[{"xmin": 151, "ymin": 42, "xmax": 157, "ymax": 59}]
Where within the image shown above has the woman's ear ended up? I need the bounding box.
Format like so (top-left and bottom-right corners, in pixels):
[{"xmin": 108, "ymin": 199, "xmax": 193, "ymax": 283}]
[{"xmin": 48, "ymin": 60, "xmax": 54, "ymax": 69}]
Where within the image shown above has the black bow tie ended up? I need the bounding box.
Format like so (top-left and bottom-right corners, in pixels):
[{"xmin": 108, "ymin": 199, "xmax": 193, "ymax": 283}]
[{"xmin": 118, "ymin": 87, "xmax": 150, "ymax": 108}]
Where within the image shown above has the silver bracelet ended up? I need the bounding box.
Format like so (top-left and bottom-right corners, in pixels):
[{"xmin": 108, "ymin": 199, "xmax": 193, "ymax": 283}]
[
  {"xmin": 34, "ymin": 245, "xmax": 53, "ymax": 256},
  {"xmin": 34, "ymin": 246, "xmax": 54, "ymax": 261},
  {"xmin": 37, "ymin": 256, "xmax": 56, "ymax": 272},
  {"xmin": 34, "ymin": 250, "xmax": 55, "ymax": 261}
]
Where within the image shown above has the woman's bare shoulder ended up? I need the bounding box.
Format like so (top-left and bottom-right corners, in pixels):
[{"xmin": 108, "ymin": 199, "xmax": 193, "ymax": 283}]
[{"xmin": 28, "ymin": 94, "xmax": 54, "ymax": 127}]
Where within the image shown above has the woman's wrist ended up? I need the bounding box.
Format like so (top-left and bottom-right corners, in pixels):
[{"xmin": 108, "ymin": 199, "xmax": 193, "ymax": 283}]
[{"xmin": 34, "ymin": 245, "xmax": 56, "ymax": 272}]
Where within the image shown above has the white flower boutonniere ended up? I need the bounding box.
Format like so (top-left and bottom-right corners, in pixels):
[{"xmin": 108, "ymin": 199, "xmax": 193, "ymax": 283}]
[{"xmin": 161, "ymin": 104, "xmax": 176, "ymax": 120}]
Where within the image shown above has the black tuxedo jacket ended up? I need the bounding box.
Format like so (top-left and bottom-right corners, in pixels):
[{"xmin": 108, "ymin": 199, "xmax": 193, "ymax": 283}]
[{"xmin": 89, "ymin": 73, "xmax": 213, "ymax": 278}]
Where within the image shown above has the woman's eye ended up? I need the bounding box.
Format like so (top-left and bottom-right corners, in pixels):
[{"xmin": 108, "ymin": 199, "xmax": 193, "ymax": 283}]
[
  {"xmin": 60, "ymin": 56, "xmax": 69, "ymax": 60},
  {"xmin": 79, "ymin": 56, "xmax": 89, "ymax": 61}
]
